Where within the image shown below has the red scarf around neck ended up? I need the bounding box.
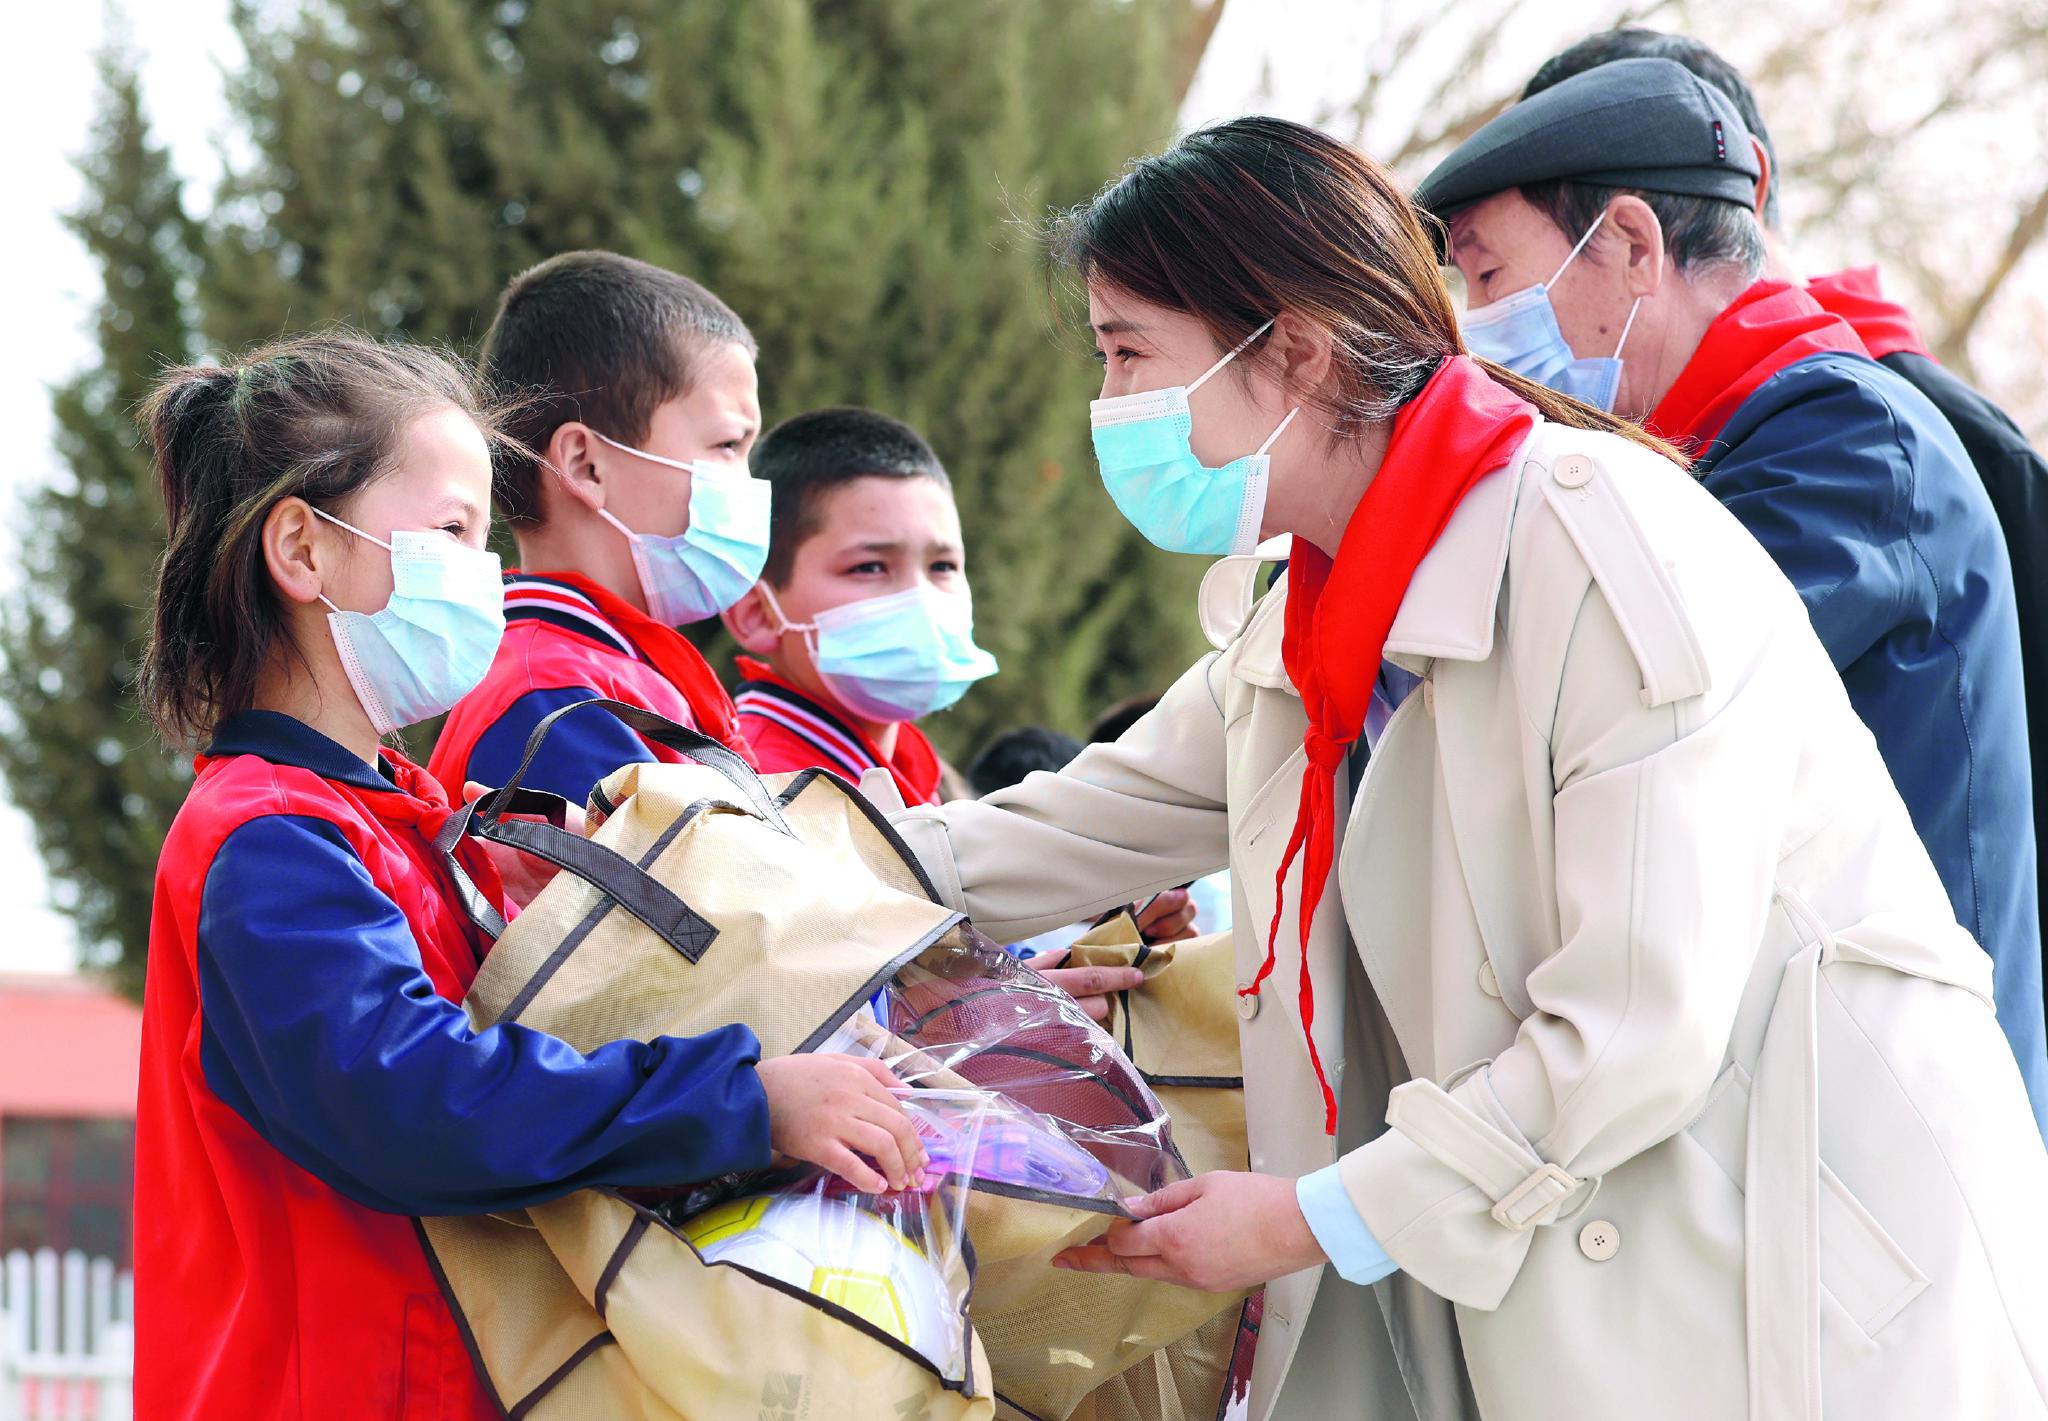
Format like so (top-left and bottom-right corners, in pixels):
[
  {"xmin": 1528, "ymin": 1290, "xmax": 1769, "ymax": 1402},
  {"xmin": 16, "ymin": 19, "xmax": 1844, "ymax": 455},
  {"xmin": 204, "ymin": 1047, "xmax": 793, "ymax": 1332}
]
[
  {"xmin": 1805, "ymin": 266, "xmax": 1934, "ymax": 362},
  {"xmin": 1646, "ymin": 279, "xmax": 1866, "ymax": 455},
  {"xmin": 1244, "ymin": 355, "xmax": 1535, "ymax": 1133},
  {"xmin": 541, "ymin": 569, "xmax": 753, "ymax": 760}
]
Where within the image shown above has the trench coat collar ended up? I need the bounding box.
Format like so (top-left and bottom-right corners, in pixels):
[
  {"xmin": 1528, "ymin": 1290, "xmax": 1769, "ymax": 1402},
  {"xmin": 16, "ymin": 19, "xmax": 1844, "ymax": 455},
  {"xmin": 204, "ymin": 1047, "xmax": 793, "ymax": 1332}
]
[{"xmin": 1235, "ymin": 429, "xmax": 1535, "ymax": 691}]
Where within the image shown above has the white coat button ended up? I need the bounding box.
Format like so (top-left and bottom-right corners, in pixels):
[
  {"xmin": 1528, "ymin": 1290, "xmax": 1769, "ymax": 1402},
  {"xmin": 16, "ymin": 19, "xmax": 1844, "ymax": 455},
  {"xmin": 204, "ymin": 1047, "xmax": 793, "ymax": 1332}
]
[
  {"xmin": 1554, "ymin": 454, "xmax": 1595, "ymax": 489},
  {"xmin": 1579, "ymin": 1220, "xmax": 1620, "ymax": 1262},
  {"xmin": 1478, "ymin": 960, "xmax": 1502, "ymax": 998},
  {"xmin": 1235, "ymin": 984, "xmax": 1261, "ymax": 1020}
]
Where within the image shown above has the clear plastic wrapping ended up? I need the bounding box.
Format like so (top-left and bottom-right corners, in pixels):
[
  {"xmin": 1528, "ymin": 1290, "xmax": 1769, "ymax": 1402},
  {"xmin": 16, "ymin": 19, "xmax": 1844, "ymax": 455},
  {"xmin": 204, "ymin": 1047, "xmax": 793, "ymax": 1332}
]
[{"xmin": 657, "ymin": 923, "xmax": 1193, "ymax": 1385}]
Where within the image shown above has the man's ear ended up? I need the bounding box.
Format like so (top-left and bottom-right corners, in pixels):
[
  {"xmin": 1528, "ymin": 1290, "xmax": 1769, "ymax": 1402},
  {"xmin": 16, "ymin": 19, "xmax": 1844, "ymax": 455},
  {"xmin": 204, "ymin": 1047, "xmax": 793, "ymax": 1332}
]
[
  {"xmin": 1605, "ymin": 196, "xmax": 1667, "ymax": 299},
  {"xmin": 722, "ymin": 582, "xmax": 784, "ymax": 656},
  {"xmin": 544, "ymin": 421, "xmax": 606, "ymax": 515},
  {"xmin": 1265, "ymin": 311, "xmax": 1335, "ymax": 409},
  {"xmin": 1750, "ymin": 138, "xmax": 1772, "ymax": 224},
  {"xmin": 262, "ymin": 496, "xmax": 337, "ymax": 607}
]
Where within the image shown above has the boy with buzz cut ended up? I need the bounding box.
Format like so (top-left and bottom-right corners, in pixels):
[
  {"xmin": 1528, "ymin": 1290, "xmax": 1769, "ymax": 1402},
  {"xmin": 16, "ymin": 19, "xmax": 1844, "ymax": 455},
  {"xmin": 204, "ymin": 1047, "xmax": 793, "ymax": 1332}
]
[
  {"xmin": 720, "ymin": 407, "xmax": 998, "ymax": 807},
  {"xmin": 432, "ymin": 250, "xmax": 771, "ymax": 806}
]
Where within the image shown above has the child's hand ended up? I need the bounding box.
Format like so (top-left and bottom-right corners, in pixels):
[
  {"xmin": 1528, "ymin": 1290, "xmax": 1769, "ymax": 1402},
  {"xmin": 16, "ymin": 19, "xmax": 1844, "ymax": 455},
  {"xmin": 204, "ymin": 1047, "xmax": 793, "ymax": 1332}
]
[
  {"xmin": 757, "ymin": 1054, "xmax": 927, "ymax": 1194},
  {"xmin": 463, "ymin": 782, "xmax": 587, "ymax": 910}
]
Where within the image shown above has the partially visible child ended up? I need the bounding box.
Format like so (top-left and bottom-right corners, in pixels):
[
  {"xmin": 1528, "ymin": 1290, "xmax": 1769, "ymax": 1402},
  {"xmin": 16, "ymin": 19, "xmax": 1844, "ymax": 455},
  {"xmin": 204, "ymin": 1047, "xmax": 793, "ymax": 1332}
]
[
  {"xmin": 720, "ymin": 407, "xmax": 997, "ymax": 806},
  {"xmin": 133, "ymin": 336, "xmax": 921, "ymax": 1421},
  {"xmin": 967, "ymin": 726, "xmax": 1085, "ymax": 799},
  {"xmin": 431, "ymin": 251, "xmax": 768, "ymax": 807}
]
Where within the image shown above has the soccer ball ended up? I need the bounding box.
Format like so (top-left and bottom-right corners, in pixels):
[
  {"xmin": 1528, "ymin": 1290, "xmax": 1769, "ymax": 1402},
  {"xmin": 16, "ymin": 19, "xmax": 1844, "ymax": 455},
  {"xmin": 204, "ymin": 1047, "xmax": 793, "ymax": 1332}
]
[{"xmin": 681, "ymin": 1192, "xmax": 964, "ymax": 1374}]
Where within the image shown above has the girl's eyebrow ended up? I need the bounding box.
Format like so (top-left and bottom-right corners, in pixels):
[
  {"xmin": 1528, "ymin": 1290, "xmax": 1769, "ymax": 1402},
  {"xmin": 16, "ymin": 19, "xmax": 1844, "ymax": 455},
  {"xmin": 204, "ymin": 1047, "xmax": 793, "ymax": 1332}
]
[
  {"xmin": 1092, "ymin": 319, "xmax": 1145, "ymax": 337},
  {"xmin": 432, "ymin": 495, "xmax": 484, "ymax": 524}
]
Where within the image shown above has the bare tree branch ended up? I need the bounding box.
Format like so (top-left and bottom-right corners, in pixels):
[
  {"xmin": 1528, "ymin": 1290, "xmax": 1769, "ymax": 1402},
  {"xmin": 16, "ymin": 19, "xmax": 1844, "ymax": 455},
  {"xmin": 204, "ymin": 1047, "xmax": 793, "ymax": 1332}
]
[
  {"xmin": 1175, "ymin": 0, "xmax": 1230, "ymax": 105},
  {"xmin": 1940, "ymin": 177, "xmax": 2048, "ymax": 360}
]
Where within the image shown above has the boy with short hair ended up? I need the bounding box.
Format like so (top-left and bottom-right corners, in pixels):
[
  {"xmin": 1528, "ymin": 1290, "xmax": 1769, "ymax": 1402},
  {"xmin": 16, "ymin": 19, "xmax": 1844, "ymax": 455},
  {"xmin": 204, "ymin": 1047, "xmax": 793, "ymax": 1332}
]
[
  {"xmin": 719, "ymin": 407, "xmax": 996, "ymax": 807},
  {"xmin": 432, "ymin": 250, "xmax": 768, "ymax": 804}
]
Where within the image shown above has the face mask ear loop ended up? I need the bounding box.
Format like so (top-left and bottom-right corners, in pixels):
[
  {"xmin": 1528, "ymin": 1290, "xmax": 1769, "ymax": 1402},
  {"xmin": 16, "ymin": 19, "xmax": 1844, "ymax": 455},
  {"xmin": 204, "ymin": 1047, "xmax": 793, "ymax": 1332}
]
[
  {"xmin": 1613, "ymin": 295, "xmax": 1643, "ymax": 360},
  {"xmin": 310, "ymin": 505, "xmax": 392, "ymax": 552},
  {"xmin": 753, "ymin": 581, "xmax": 821, "ymax": 668},
  {"xmin": 1187, "ymin": 317, "xmax": 1278, "ymax": 396},
  {"xmin": 1256, "ymin": 406, "xmax": 1302, "ymax": 458},
  {"xmin": 588, "ymin": 427, "xmax": 700, "ymax": 474},
  {"xmin": 1547, "ymin": 213, "xmax": 1608, "ymax": 289},
  {"xmin": 594, "ymin": 505, "xmax": 640, "ymax": 545}
]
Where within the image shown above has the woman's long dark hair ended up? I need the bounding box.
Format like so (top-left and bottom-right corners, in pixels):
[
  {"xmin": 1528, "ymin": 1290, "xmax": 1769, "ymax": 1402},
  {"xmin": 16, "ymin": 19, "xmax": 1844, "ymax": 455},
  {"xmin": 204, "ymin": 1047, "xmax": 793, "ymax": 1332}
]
[{"xmin": 1052, "ymin": 115, "xmax": 1680, "ymax": 462}]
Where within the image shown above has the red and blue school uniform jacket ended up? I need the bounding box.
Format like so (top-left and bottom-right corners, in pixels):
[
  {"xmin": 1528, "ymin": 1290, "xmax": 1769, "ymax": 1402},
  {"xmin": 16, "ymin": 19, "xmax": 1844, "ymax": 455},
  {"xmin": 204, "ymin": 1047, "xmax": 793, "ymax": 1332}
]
[
  {"xmin": 733, "ymin": 657, "xmax": 944, "ymax": 807},
  {"xmin": 1647, "ymin": 277, "xmax": 2048, "ymax": 1134},
  {"xmin": 1809, "ymin": 267, "xmax": 2048, "ymax": 1028},
  {"xmin": 429, "ymin": 570, "xmax": 756, "ymax": 808},
  {"xmin": 135, "ymin": 711, "xmax": 772, "ymax": 1420}
]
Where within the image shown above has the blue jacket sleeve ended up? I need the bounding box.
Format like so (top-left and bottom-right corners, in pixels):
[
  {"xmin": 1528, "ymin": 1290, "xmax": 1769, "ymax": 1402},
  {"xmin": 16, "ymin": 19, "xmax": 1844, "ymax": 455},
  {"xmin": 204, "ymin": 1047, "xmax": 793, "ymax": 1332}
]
[
  {"xmin": 1699, "ymin": 367, "xmax": 1915, "ymax": 671},
  {"xmin": 467, "ymin": 686, "xmax": 656, "ymax": 805},
  {"xmin": 196, "ymin": 813, "xmax": 772, "ymax": 1215}
]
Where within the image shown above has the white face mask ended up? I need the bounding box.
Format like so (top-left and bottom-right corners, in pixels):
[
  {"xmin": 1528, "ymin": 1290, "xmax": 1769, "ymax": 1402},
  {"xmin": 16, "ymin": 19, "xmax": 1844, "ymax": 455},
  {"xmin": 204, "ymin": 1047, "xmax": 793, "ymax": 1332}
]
[
  {"xmin": 1460, "ymin": 214, "xmax": 1642, "ymax": 412},
  {"xmin": 758, "ymin": 582, "xmax": 998, "ymax": 724},
  {"xmin": 312, "ymin": 508, "xmax": 505, "ymax": 735},
  {"xmin": 585, "ymin": 430, "xmax": 773, "ymax": 625}
]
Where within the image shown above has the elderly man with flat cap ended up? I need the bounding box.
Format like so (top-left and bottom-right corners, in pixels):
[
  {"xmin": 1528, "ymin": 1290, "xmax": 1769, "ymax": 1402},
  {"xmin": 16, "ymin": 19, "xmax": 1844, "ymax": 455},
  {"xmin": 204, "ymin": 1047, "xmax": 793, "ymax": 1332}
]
[{"xmin": 1416, "ymin": 56, "xmax": 2048, "ymax": 1136}]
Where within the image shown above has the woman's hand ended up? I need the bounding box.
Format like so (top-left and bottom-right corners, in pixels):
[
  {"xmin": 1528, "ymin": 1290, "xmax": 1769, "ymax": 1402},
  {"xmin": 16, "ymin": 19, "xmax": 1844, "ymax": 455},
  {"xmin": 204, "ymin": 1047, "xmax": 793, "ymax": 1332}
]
[
  {"xmin": 1022, "ymin": 945, "xmax": 1147, "ymax": 1022},
  {"xmin": 462, "ymin": 781, "xmax": 586, "ymax": 911},
  {"xmin": 757, "ymin": 1054, "xmax": 928, "ymax": 1194},
  {"xmin": 1052, "ymin": 1172, "xmax": 1327, "ymax": 1293}
]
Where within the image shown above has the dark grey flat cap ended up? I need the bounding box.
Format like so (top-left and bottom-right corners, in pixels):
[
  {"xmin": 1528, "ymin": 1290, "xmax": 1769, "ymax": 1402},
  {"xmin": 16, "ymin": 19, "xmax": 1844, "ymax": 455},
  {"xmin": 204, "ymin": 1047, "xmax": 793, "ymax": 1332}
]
[{"xmin": 1415, "ymin": 57, "xmax": 1762, "ymax": 226}]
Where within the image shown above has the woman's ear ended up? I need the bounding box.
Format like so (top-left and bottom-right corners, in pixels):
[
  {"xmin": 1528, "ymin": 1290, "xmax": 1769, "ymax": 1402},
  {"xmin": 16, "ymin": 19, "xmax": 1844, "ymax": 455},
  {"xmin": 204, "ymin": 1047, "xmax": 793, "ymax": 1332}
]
[
  {"xmin": 544, "ymin": 422, "xmax": 607, "ymax": 515},
  {"xmin": 721, "ymin": 583, "xmax": 784, "ymax": 656},
  {"xmin": 262, "ymin": 497, "xmax": 335, "ymax": 607},
  {"xmin": 1605, "ymin": 196, "xmax": 1667, "ymax": 300},
  {"xmin": 1265, "ymin": 312, "xmax": 1335, "ymax": 407}
]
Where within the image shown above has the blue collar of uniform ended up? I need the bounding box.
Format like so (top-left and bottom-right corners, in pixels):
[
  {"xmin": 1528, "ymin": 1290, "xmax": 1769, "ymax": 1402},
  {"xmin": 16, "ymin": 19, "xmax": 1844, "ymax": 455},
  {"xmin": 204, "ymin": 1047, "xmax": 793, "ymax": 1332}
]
[{"xmin": 205, "ymin": 710, "xmax": 397, "ymax": 793}]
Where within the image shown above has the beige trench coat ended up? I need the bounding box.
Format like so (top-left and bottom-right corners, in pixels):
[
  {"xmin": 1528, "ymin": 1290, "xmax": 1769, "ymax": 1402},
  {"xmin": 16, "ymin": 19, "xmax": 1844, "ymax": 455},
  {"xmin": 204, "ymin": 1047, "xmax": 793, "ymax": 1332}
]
[{"xmin": 891, "ymin": 420, "xmax": 2048, "ymax": 1420}]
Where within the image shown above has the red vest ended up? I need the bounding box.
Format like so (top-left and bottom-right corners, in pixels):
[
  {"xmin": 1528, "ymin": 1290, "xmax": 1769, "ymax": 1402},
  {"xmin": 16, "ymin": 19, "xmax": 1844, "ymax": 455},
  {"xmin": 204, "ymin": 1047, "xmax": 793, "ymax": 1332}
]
[
  {"xmin": 431, "ymin": 571, "xmax": 754, "ymax": 796},
  {"xmin": 733, "ymin": 658, "xmax": 944, "ymax": 806},
  {"xmin": 135, "ymin": 736, "xmax": 500, "ymax": 1421}
]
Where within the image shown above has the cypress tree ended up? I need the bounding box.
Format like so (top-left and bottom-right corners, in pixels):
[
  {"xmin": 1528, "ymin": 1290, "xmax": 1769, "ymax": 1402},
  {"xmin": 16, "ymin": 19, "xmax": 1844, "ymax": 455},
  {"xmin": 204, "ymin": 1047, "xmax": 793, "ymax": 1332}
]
[
  {"xmin": 16, "ymin": 0, "xmax": 1220, "ymax": 990},
  {"xmin": 0, "ymin": 46, "xmax": 201, "ymax": 996}
]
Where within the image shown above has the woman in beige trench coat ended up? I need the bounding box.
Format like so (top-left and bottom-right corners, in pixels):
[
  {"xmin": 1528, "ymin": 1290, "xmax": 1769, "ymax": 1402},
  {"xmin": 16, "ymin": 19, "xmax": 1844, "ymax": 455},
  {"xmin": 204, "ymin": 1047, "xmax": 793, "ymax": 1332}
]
[{"xmin": 884, "ymin": 118, "xmax": 2048, "ymax": 1420}]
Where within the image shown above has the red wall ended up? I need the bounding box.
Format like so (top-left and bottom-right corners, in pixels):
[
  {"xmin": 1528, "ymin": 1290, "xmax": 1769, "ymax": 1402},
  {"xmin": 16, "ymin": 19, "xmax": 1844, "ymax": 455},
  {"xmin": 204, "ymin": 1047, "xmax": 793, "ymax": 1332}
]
[{"xmin": 0, "ymin": 975, "xmax": 142, "ymax": 1119}]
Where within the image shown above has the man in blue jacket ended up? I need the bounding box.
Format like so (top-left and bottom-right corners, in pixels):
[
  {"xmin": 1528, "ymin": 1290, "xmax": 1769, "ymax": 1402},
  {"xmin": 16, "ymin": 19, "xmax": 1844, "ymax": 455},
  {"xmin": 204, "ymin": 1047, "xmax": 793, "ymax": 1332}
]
[
  {"xmin": 1519, "ymin": 21, "xmax": 2048, "ymax": 1076},
  {"xmin": 1416, "ymin": 57, "xmax": 2048, "ymax": 1132}
]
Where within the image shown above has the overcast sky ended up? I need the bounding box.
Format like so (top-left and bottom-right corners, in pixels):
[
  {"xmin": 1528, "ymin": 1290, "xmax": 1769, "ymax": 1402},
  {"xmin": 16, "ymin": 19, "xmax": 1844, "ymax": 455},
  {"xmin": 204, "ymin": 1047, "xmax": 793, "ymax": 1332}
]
[{"xmin": 3, "ymin": 4, "xmax": 239, "ymax": 973}]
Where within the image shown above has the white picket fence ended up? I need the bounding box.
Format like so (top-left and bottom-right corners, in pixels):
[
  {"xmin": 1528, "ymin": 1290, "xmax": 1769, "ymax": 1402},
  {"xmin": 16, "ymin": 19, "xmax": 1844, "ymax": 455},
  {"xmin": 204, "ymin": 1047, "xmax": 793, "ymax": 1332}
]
[{"xmin": 0, "ymin": 1250, "xmax": 132, "ymax": 1421}]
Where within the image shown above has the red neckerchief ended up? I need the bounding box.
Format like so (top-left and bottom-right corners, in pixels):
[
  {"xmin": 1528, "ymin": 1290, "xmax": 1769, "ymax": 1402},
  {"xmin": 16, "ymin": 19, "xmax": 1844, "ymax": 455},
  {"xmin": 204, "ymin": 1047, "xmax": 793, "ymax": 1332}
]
[
  {"xmin": 1805, "ymin": 266, "xmax": 1934, "ymax": 362},
  {"xmin": 1646, "ymin": 279, "xmax": 1867, "ymax": 455},
  {"xmin": 522, "ymin": 568, "xmax": 754, "ymax": 763},
  {"xmin": 1247, "ymin": 356, "xmax": 1535, "ymax": 1133},
  {"xmin": 733, "ymin": 657, "xmax": 944, "ymax": 806}
]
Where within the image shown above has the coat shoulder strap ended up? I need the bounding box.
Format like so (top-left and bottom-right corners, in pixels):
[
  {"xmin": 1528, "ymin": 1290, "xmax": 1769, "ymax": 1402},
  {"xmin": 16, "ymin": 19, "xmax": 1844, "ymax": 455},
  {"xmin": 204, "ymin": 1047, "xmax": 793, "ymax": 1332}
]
[{"xmin": 1532, "ymin": 442, "xmax": 1712, "ymax": 708}]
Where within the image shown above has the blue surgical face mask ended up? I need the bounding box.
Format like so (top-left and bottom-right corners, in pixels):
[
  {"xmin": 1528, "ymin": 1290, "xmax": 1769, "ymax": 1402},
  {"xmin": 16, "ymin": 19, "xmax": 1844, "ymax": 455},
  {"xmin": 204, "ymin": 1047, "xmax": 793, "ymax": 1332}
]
[
  {"xmin": 1089, "ymin": 320, "xmax": 1301, "ymax": 557},
  {"xmin": 762, "ymin": 582, "xmax": 998, "ymax": 724},
  {"xmin": 1460, "ymin": 215, "xmax": 1642, "ymax": 412},
  {"xmin": 314, "ymin": 508, "xmax": 505, "ymax": 736},
  {"xmin": 588, "ymin": 430, "xmax": 772, "ymax": 625}
]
